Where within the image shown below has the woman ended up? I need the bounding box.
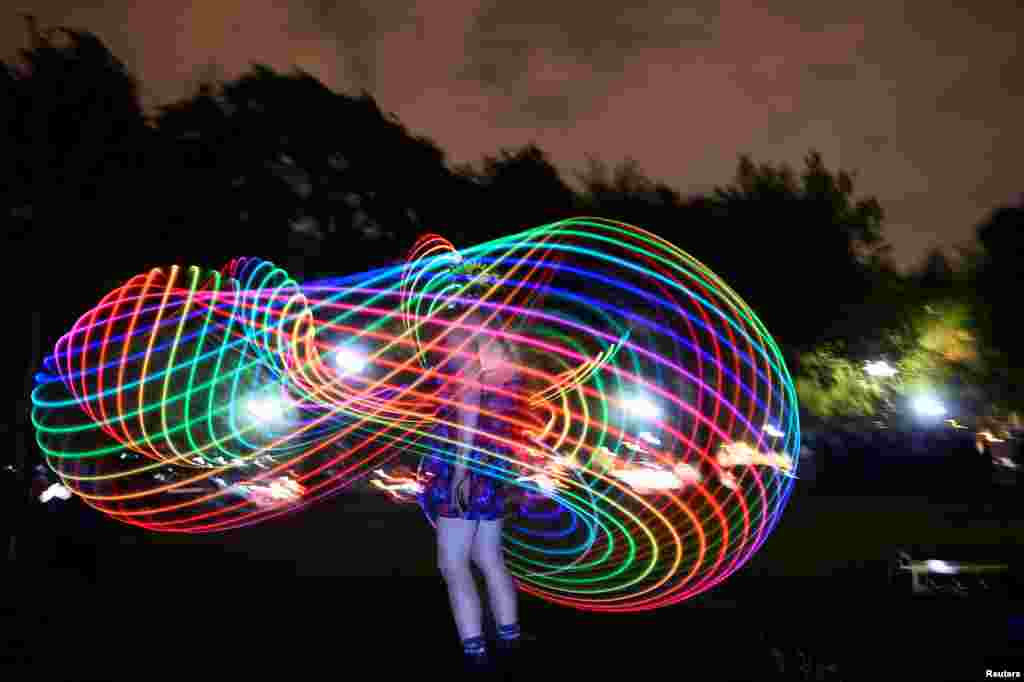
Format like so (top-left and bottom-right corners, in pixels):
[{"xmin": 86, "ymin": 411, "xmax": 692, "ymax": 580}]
[{"xmin": 419, "ymin": 306, "xmax": 524, "ymax": 667}]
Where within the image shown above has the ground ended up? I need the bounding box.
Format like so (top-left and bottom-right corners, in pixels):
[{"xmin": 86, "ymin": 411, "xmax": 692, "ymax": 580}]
[{"xmin": 3, "ymin": 479, "xmax": 1022, "ymax": 679}]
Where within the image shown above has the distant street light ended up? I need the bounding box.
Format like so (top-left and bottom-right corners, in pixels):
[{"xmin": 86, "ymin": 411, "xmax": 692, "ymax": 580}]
[
  {"xmin": 911, "ymin": 394, "xmax": 946, "ymax": 418},
  {"xmin": 925, "ymin": 559, "xmax": 958, "ymax": 575},
  {"xmin": 865, "ymin": 360, "xmax": 898, "ymax": 378},
  {"xmin": 39, "ymin": 482, "xmax": 71, "ymax": 503}
]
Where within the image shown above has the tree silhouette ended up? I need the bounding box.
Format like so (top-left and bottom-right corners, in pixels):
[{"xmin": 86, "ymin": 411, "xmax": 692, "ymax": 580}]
[
  {"xmin": 7, "ymin": 17, "xmax": 147, "ymax": 256},
  {"xmin": 574, "ymin": 156, "xmax": 683, "ymax": 235},
  {"xmin": 1, "ymin": 54, "xmax": 22, "ymax": 239},
  {"xmin": 6, "ymin": 16, "xmax": 153, "ymax": 321},
  {"xmin": 971, "ymin": 196, "xmax": 1024, "ymax": 411},
  {"xmin": 451, "ymin": 143, "xmax": 580, "ymax": 246},
  {"xmin": 5, "ymin": 17, "xmax": 157, "ymax": 562},
  {"xmin": 154, "ymin": 65, "xmax": 470, "ymax": 275},
  {"xmin": 689, "ymin": 152, "xmax": 888, "ymax": 351},
  {"xmin": 153, "ymin": 75, "xmax": 301, "ymax": 267},
  {"xmin": 914, "ymin": 247, "xmax": 956, "ymax": 294},
  {"xmin": 571, "ymin": 151, "xmax": 894, "ymax": 356}
]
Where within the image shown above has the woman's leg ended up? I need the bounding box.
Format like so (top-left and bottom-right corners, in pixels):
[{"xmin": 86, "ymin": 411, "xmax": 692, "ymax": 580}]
[
  {"xmin": 471, "ymin": 519, "xmax": 519, "ymax": 633},
  {"xmin": 437, "ymin": 516, "xmax": 485, "ymax": 642}
]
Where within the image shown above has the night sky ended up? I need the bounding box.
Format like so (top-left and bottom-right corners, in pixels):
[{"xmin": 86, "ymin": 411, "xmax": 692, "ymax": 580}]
[{"xmin": 4, "ymin": 1, "xmax": 1022, "ymax": 270}]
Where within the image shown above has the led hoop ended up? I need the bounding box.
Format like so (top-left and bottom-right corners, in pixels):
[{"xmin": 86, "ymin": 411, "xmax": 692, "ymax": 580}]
[{"xmin": 32, "ymin": 217, "xmax": 799, "ymax": 613}]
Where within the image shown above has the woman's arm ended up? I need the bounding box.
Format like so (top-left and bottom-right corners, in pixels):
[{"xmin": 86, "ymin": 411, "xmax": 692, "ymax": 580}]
[
  {"xmin": 446, "ymin": 334, "xmax": 483, "ymax": 498},
  {"xmin": 451, "ymin": 383, "xmax": 481, "ymax": 510}
]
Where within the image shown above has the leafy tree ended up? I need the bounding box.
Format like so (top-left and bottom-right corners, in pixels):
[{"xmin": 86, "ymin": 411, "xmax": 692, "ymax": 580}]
[
  {"xmin": 5, "ymin": 17, "xmax": 156, "ymax": 559},
  {"xmin": 683, "ymin": 152, "xmax": 888, "ymax": 351},
  {"xmin": 6, "ymin": 17, "xmax": 149, "ymax": 274},
  {"xmin": 915, "ymin": 247, "xmax": 955, "ymax": 293},
  {"xmin": 973, "ymin": 200, "xmax": 1024, "ymax": 351},
  {"xmin": 4, "ymin": 16, "xmax": 160, "ymax": 351},
  {"xmin": 153, "ymin": 65, "xmax": 465, "ymax": 274},
  {"xmin": 893, "ymin": 301, "xmax": 979, "ymax": 398},
  {"xmin": 797, "ymin": 299, "xmax": 994, "ymax": 421},
  {"xmin": 574, "ymin": 156, "xmax": 682, "ymax": 229},
  {"xmin": 452, "ymin": 144, "xmax": 580, "ymax": 246},
  {"xmin": 967, "ymin": 197, "xmax": 1024, "ymax": 413},
  {"xmin": 153, "ymin": 73, "xmax": 313, "ymax": 266},
  {"xmin": 795, "ymin": 343, "xmax": 882, "ymax": 420}
]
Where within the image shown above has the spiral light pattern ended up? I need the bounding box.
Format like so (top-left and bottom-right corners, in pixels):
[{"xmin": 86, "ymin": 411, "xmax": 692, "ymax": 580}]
[{"xmin": 32, "ymin": 217, "xmax": 799, "ymax": 611}]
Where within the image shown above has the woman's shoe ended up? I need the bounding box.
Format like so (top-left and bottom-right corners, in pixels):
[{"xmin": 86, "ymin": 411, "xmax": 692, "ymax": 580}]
[
  {"xmin": 496, "ymin": 631, "xmax": 536, "ymax": 652},
  {"xmin": 466, "ymin": 650, "xmax": 490, "ymax": 663},
  {"xmin": 462, "ymin": 634, "xmax": 491, "ymax": 671}
]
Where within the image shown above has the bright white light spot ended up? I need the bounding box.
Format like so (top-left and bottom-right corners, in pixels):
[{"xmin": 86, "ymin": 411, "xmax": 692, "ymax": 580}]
[
  {"xmin": 534, "ymin": 474, "xmax": 557, "ymax": 493},
  {"xmin": 268, "ymin": 477, "xmax": 303, "ymax": 500},
  {"xmin": 39, "ymin": 483, "xmax": 72, "ymax": 503},
  {"xmin": 514, "ymin": 473, "xmax": 559, "ymax": 493},
  {"xmin": 764, "ymin": 424, "xmax": 785, "ymax": 438},
  {"xmin": 865, "ymin": 360, "xmax": 898, "ymax": 378},
  {"xmin": 334, "ymin": 347, "xmax": 368, "ymax": 375},
  {"xmin": 611, "ymin": 468, "xmax": 680, "ymax": 491},
  {"xmin": 623, "ymin": 396, "xmax": 660, "ymax": 420},
  {"xmin": 912, "ymin": 395, "xmax": 946, "ymax": 418},
  {"xmin": 673, "ymin": 462, "xmax": 703, "ymax": 485},
  {"xmin": 245, "ymin": 395, "xmax": 287, "ymax": 423},
  {"xmin": 639, "ymin": 431, "xmax": 662, "ymax": 446},
  {"xmin": 372, "ymin": 478, "xmax": 424, "ymax": 496},
  {"xmin": 926, "ymin": 559, "xmax": 958, "ymax": 574}
]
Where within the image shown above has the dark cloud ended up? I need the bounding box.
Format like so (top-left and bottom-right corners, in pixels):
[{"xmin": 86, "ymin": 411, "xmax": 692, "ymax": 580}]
[
  {"xmin": 517, "ymin": 94, "xmax": 574, "ymax": 126},
  {"xmin": 471, "ymin": 62, "xmax": 502, "ymax": 89},
  {"xmin": 863, "ymin": 135, "xmax": 889, "ymax": 152},
  {"xmin": 456, "ymin": 1, "xmax": 720, "ymax": 132},
  {"xmin": 348, "ymin": 54, "xmax": 372, "ymax": 88},
  {"xmin": 487, "ymin": 89, "xmax": 600, "ymax": 130},
  {"xmin": 755, "ymin": 3, "xmax": 863, "ymax": 33},
  {"xmin": 750, "ymin": 110, "xmax": 814, "ymax": 144},
  {"xmin": 290, "ymin": 0, "xmax": 421, "ymax": 89},
  {"xmin": 458, "ymin": 1, "xmax": 720, "ymax": 87},
  {"xmin": 2, "ymin": 0, "xmax": 1022, "ymax": 271},
  {"xmin": 481, "ymin": 93, "xmax": 585, "ymax": 130},
  {"xmin": 997, "ymin": 51, "xmax": 1024, "ymax": 98},
  {"xmin": 805, "ymin": 62, "xmax": 858, "ymax": 82},
  {"xmin": 934, "ymin": 43, "xmax": 1024, "ymax": 116}
]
